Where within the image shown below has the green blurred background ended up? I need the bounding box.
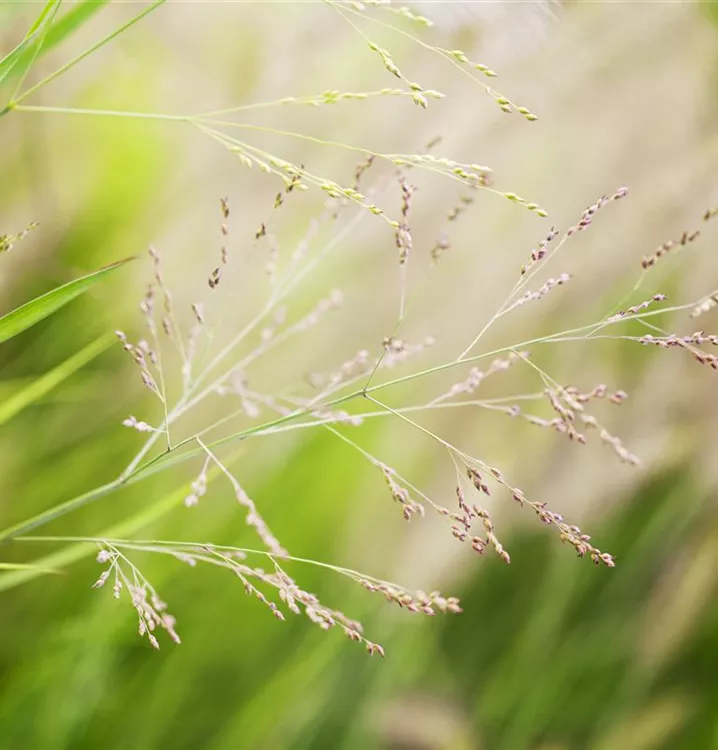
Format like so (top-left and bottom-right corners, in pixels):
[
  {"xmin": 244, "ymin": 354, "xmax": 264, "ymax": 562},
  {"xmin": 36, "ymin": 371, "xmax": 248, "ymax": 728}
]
[{"xmin": 2, "ymin": 2, "xmax": 718, "ymax": 748}]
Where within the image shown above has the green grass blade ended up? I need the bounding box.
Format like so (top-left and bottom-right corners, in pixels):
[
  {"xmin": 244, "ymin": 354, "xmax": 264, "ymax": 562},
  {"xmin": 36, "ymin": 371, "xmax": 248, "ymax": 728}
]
[
  {"xmin": 11, "ymin": 0, "xmax": 110, "ymax": 89},
  {"xmin": 27, "ymin": 0, "xmax": 62, "ymax": 35},
  {"xmin": 0, "ymin": 31, "xmax": 40, "ymax": 87},
  {"xmin": 0, "ymin": 561, "xmax": 60, "ymax": 575},
  {"xmin": 0, "ymin": 257, "xmax": 134, "ymax": 344},
  {"xmin": 0, "ymin": 0, "xmax": 60, "ymax": 90},
  {"xmin": 0, "ymin": 332, "xmax": 113, "ymax": 426},
  {"xmin": 12, "ymin": 0, "xmax": 167, "ymax": 107},
  {"xmin": 39, "ymin": 0, "xmax": 110, "ymax": 50}
]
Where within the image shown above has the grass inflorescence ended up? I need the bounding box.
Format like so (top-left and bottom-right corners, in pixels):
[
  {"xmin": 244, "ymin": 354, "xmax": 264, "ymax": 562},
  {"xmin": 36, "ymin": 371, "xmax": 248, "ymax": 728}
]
[{"xmin": 2, "ymin": 0, "xmax": 718, "ymax": 656}]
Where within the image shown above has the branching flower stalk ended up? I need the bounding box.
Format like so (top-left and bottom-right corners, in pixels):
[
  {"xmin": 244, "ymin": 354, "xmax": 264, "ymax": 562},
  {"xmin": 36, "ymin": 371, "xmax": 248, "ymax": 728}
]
[
  {"xmin": 325, "ymin": 0, "xmax": 539, "ymax": 119},
  {"xmin": 4, "ymin": 0, "xmax": 545, "ymax": 223},
  {"xmin": 19, "ymin": 535, "xmax": 462, "ymax": 652},
  {"xmin": 4, "ymin": 204, "xmax": 716, "ymax": 650},
  {"xmin": 0, "ymin": 222, "xmax": 39, "ymax": 255},
  {"xmin": 2, "ymin": 0, "xmax": 718, "ymax": 656}
]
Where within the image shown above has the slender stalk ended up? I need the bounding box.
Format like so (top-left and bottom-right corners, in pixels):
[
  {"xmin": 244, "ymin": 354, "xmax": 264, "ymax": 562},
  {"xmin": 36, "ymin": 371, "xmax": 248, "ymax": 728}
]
[
  {"xmin": 0, "ymin": 480, "xmax": 121, "ymax": 544},
  {"xmin": 17, "ymin": 536, "xmax": 413, "ymax": 591},
  {"xmin": 365, "ymin": 302, "xmax": 695, "ymax": 398},
  {"xmin": 365, "ymin": 394, "xmax": 471, "ymax": 461},
  {"xmin": 10, "ymin": 104, "xmax": 189, "ymax": 122},
  {"xmin": 192, "ymin": 89, "xmax": 419, "ymax": 119},
  {"xmin": 129, "ymin": 389, "xmax": 360, "ymax": 482}
]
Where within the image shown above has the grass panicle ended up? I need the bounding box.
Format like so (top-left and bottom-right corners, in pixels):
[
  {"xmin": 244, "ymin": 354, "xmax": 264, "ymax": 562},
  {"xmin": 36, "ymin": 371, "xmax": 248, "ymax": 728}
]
[{"xmin": 2, "ymin": 0, "xmax": 717, "ymax": 656}]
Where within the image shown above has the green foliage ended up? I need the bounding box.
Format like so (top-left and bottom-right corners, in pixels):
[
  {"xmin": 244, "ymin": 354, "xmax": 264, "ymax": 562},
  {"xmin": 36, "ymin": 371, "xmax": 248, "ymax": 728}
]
[
  {"xmin": 0, "ymin": 333, "xmax": 113, "ymax": 426},
  {"xmin": 0, "ymin": 258, "xmax": 133, "ymax": 344},
  {"xmin": 0, "ymin": 0, "xmax": 58, "ymax": 89}
]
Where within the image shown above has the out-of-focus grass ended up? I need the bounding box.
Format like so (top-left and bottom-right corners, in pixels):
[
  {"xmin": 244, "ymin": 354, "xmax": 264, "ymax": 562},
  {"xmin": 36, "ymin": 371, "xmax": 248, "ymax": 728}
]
[
  {"xmin": 3, "ymin": 460, "xmax": 718, "ymax": 750},
  {"xmin": 2, "ymin": 3, "xmax": 718, "ymax": 749}
]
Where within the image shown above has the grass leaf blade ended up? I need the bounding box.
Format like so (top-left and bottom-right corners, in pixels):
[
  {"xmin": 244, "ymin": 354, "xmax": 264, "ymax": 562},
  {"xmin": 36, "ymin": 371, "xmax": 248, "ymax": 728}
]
[
  {"xmin": 26, "ymin": 0, "xmax": 62, "ymax": 35},
  {"xmin": 40, "ymin": 0, "xmax": 110, "ymax": 51},
  {"xmin": 0, "ymin": 561, "xmax": 61, "ymax": 575},
  {"xmin": 0, "ymin": 257, "xmax": 134, "ymax": 344},
  {"xmin": 0, "ymin": 332, "xmax": 114, "ymax": 426},
  {"xmin": 0, "ymin": 0, "xmax": 60, "ymax": 90},
  {"xmin": 0, "ymin": 31, "xmax": 39, "ymax": 87}
]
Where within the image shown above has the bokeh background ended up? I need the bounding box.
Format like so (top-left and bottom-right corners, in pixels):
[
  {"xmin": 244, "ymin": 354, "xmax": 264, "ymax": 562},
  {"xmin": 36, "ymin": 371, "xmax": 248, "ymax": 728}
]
[{"xmin": 2, "ymin": 2, "xmax": 718, "ymax": 748}]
